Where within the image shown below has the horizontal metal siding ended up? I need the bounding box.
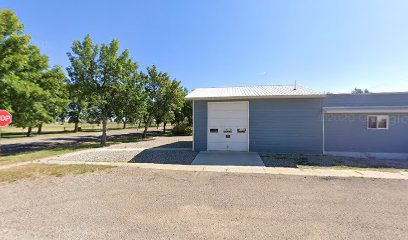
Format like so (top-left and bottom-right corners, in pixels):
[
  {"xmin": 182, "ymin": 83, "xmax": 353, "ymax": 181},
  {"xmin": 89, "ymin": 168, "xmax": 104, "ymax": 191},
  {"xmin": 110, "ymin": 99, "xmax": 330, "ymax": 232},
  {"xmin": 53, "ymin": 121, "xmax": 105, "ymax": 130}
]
[
  {"xmin": 324, "ymin": 93, "xmax": 408, "ymax": 107},
  {"xmin": 193, "ymin": 99, "xmax": 324, "ymax": 153},
  {"xmin": 193, "ymin": 93, "xmax": 408, "ymax": 154},
  {"xmin": 324, "ymin": 93, "xmax": 408, "ymax": 153},
  {"xmin": 325, "ymin": 113, "xmax": 408, "ymax": 153},
  {"xmin": 193, "ymin": 101, "xmax": 207, "ymax": 151},
  {"xmin": 249, "ymin": 99, "xmax": 323, "ymax": 153}
]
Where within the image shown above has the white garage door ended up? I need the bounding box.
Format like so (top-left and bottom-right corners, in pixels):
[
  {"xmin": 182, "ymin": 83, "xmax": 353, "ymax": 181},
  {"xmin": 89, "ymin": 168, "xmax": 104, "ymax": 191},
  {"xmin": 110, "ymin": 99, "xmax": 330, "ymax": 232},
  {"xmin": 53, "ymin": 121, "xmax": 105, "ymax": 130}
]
[{"xmin": 207, "ymin": 102, "xmax": 249, "ymax": 151}]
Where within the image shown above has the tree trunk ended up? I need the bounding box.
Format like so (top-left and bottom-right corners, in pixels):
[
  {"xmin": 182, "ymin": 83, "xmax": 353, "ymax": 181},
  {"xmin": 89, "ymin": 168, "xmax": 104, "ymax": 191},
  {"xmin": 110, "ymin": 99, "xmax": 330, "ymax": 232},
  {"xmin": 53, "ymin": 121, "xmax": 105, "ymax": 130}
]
[
  {"xmin": 74, "ymin": 120, "xmax": 79, "ymax": 133},
  {"xmin": 37, "ymin": 123, "xmax": 43, "ymax": 134},
  {"xmin": 123, "ymin": 121, "xmax": 127, "ymax": 129},
  {"xmin": 163, "ymin": 121, "xmax": 167, "ymax": 133},
  {"xmin": 137, "ymin": 119, "xmax": 142, "ymax": 131},
  {"xmin": 27, "ymin": 127, "xmax": 32, "ymax": 137},
  {"xmin": 101, "ymin": 119, "xmax": 107, "ymax": 146},
  {"xmin": 142, "ymin": 116, "xmax": 152, "ymax": 138}
]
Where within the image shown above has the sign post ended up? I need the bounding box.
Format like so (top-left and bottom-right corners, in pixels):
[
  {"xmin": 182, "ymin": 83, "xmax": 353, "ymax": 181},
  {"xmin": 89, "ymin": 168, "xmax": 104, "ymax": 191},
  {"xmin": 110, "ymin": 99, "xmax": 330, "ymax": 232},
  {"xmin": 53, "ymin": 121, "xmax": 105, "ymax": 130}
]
[{"xmin": 0, "ymin": 110, "xmax": 12, "ymax": 153}]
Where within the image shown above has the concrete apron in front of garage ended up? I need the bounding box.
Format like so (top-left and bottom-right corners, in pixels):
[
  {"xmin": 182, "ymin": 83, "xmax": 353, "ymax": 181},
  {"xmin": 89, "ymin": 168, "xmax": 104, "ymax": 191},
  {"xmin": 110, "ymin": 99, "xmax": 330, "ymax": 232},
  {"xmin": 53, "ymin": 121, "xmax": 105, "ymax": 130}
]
[{"xmin": 192, "ymin": 151, "xmax": 265, "ymax": 166}]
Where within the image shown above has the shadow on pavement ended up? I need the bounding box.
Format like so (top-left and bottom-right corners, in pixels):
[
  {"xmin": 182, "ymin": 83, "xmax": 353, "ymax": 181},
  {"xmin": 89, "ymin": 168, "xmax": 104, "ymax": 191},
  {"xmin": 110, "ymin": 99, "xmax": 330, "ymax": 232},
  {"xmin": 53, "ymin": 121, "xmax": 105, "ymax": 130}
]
[
  {"xmin": 128, "ymin": 140, "xmax": 195, "ymax": 165},
  {"xmin": 128, "ymin": 150, "xmax": 197, "ymax": 165}
]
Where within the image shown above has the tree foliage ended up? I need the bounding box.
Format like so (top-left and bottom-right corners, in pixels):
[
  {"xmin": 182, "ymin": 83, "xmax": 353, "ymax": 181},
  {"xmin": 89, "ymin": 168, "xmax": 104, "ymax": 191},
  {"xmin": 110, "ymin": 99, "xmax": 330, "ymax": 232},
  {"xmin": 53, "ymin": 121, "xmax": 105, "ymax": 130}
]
[
  {"xmin": 155, "ymin": 78, "xmax": 185, "ymax": 133},
  {"xmin": 0, "ymin": 9, "xmax": 67, "ymax": 136},
  {"xmin": 114, "ymin": 74, "xmax": 146, "ymax": 129},
  {"xmin": 1, "ymin": 10, "xmax": 191, "ymax": 140},
  {"xmin": 352, "ymin": 88, "xmax": 370, "ymax": 94},
  {"xmin": 66, "ymin": 35, "xmax": 99, "ymax": 132},
  {"xmin": 67, "ymin": 35, "xmax": 143, "ymax": 145},
  {"xmin": 140, "ymin": 65, "xmax": 185, "ymax": 137},
  {"xmin": 174, "ymin": 87, "xmax": 192, "ymax": 125}
]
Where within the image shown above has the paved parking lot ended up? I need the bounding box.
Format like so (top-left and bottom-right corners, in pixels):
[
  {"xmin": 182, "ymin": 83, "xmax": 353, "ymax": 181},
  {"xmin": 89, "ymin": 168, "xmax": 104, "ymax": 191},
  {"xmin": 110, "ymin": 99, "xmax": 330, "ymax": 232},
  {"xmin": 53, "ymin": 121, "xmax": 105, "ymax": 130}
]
[{"xmin": 0, "ymin": 167, "xmax": 407, "ymax": 239}]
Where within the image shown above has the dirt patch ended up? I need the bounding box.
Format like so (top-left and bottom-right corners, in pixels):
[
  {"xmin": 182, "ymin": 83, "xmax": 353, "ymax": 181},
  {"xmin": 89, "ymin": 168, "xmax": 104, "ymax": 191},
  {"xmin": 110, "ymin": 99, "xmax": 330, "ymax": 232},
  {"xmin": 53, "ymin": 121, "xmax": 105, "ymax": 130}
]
[
  {"xmin": 0, "ymin": 163, "xmax": 114, "ymax": 183},
  {"xmin": 260, "ymin": 153, "xmax": 408, "ymax": 170},
  {"xmin": 0, "ymin": 167, "xmax": 407, "ymax": 239}
]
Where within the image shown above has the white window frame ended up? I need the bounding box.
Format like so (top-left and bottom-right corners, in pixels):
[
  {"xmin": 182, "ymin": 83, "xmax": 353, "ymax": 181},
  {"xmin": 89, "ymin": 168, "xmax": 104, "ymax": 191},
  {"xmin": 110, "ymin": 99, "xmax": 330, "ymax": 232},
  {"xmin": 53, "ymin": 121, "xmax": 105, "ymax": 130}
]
[{"xmin": 367, "ymin": 115, "xmax": 389, "ymax": 130}]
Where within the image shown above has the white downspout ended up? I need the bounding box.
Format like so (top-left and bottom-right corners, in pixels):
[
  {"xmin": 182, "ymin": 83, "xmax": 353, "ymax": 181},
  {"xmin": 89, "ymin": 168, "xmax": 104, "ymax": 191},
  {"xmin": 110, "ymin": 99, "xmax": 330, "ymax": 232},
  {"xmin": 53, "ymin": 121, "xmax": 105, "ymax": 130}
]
[
  {"xmin": 322, "ymin": 110, "xmax": 325, "ymax": 155},
  {"xmin": 192, "ymin": 100, "xmax": 195, "ymax": 152}
]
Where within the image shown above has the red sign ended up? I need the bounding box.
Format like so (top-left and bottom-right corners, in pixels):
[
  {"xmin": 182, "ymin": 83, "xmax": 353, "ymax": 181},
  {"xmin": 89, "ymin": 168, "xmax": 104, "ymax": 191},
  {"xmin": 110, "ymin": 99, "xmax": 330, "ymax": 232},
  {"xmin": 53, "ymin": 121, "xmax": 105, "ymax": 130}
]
[{"xmin": 0, "ymin": 110, "xmax": 12, "ymax": 127}]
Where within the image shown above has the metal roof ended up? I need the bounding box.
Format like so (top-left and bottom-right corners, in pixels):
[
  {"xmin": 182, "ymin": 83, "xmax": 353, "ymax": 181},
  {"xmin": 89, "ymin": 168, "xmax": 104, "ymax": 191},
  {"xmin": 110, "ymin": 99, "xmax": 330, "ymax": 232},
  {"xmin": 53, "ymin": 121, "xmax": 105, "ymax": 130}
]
[
  {"xmin": 323, "ymin": 106, "xmax": 408, "ymax": 113},
  {"xmin": 185, "ymin": 85, "xmax": 325, "ymax": 100}
]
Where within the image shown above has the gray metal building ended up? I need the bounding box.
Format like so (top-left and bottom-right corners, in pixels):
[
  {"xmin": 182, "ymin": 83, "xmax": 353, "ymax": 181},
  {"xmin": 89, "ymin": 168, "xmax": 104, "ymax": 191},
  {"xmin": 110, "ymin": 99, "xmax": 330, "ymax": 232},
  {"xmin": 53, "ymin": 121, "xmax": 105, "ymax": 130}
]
[{"xmin": 186, "ymin": 85, "xmax": 408, "ymax": 159}]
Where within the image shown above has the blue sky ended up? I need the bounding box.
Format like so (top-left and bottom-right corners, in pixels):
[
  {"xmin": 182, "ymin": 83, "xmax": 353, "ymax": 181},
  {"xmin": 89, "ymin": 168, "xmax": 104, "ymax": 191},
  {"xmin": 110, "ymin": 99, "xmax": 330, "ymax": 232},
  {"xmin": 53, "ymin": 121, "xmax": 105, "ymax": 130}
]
[{"xmin": 3, "ymin": 0, "xmax": 408, "ymax": 93}]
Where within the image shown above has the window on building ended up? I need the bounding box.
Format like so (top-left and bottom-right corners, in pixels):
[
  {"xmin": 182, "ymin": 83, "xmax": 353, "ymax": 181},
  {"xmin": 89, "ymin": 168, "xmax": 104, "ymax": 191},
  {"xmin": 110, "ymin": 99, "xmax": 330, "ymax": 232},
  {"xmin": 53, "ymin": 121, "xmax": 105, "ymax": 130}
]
[{"xmin": 367, "ymin": 115, "xmax": 389, "ymax": 129}]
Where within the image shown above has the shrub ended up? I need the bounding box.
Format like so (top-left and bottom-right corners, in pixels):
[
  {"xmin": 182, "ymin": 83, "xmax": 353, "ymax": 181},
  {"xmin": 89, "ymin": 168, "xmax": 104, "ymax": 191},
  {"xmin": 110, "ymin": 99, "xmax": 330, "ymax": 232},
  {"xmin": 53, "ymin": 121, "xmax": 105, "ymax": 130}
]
[
  {"xmin": 172, "ymin": 123, "xmax": 192, "ymax": 136},
  {"xmin": 184, "ymin": 126, "xmax": 192, "ymax": 135}
]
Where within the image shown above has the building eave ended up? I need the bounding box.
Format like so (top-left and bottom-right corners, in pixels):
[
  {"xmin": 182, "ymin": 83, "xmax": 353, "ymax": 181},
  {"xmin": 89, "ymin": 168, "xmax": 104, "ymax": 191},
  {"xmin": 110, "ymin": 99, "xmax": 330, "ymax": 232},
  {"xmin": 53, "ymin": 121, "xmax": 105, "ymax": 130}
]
[
  {"xmin": 185, "ymin": 94, "xmax": 327, "ymax": 101},
  {"xmin": 323, "ymin": 106, "xmax": 408, "ymax": 114}
]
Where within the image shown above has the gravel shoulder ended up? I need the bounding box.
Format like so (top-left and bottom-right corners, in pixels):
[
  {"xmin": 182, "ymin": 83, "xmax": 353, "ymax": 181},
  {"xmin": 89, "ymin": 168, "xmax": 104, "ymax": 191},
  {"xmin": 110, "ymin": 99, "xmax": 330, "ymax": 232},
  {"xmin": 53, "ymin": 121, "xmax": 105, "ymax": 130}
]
[
  {"xmin": 48, "ymin": 136, "xmax": 196, "ymax": 164},
  {"xmin": 0, "ymin": 167, "xmax": 407, "ymax": 239},
  {"xmin": 260, "ymin": 152, "xmax": 408, "ymax": 171},
  {"xmin": 108, "ymin": 135, "xmax": 192, "ymax": 149}
]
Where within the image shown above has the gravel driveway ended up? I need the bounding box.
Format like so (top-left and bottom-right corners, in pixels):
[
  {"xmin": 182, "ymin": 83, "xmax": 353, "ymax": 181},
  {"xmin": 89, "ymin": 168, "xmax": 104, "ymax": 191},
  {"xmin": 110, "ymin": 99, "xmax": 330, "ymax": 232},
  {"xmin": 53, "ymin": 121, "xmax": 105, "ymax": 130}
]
[
  {"xmin": 49, "ymin": 136, "xmax": 197, "ymax": 165},
  {"xmin": 0, "ymin": 167, "xmax": 407, "ymax": 239}
]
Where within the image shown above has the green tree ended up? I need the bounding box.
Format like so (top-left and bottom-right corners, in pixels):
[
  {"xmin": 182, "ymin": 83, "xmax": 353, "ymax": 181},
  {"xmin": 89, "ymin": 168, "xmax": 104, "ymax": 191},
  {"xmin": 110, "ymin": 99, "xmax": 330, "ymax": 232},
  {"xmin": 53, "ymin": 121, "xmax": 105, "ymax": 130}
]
[
  {"xmin": 67, "ymin": 35, "xmax": 139, "ymax": 145},
  {"xmin": 0, "ymin": 9, "xmax": 67, "ymax": 136},
  {"xmin": 35, "ymin": 66, "xmax": 68, "ymax": 134},
  {"xmin": 174, "ymin": 88, "xmax": 192, "ymax": 125},
  {"xmin": 155, "ymin": 79, "xmax": 185, "ymax": 133},
  {"xmin": 140, "ymin": 65, "xmax": 174, "ymax": 138},
  {"xmin": 66, "ymin": 83, "xmax": 87, "ymax": 132},
  {"xmin": 66, "ymin": 35, "xmax": 99, "ymax": 132},
  {"xmin": 114, "ymin": 74, "xmax": 146, "ymax": 129},
  {"xmin": 352, "ymin": 88, "xmax": 370, "ymax": 94}
]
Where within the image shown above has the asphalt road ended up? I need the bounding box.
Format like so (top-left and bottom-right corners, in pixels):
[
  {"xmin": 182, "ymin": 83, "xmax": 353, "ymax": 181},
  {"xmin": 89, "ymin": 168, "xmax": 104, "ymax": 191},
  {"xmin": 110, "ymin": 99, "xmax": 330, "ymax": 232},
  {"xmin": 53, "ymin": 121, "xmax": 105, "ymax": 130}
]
[{"xmin": 0, "ymin": 167, "xmax": 407, "ymax": 239}]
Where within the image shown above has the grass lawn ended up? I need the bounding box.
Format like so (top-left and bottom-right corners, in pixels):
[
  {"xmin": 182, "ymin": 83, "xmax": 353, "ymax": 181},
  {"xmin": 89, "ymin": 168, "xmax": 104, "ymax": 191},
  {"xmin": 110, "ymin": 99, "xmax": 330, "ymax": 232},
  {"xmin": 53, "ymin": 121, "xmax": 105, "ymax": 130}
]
[
  {"xmin": 0, "ymin": 164, "xmax": 115, "ymax": 183},
  {"xmin": 1, "ymin": 122, "xmax": 163, "ymax": 139}
]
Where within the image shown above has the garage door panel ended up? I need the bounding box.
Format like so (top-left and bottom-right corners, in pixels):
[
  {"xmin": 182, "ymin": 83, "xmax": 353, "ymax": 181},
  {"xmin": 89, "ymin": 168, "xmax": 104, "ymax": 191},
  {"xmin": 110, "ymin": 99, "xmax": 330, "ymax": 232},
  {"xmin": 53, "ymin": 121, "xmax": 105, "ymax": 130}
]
[
  {"xmin": 226, "ymin": 142, "xmax": 248, "ymax": 151},
  {"xmin": 207, "ymin": 142, "xmax": 227, "ymax": 151},
  {"xmin": 208, "ymin": 115, "xmax": 247, "ymax": 123},
  {"xmin": 207, "ymin": 102, "xmax": 248, "ymax": 152},
  {"xmin": 209, "ymin": 104, "xmax": 246, "ymax": 111}
]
